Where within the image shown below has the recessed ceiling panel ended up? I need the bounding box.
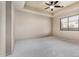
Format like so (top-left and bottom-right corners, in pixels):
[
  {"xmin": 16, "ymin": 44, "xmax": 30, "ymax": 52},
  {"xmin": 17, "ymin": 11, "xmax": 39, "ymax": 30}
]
[{"xmin": 24, "ymin": 1, "xmax": 77, "ymax": 13}]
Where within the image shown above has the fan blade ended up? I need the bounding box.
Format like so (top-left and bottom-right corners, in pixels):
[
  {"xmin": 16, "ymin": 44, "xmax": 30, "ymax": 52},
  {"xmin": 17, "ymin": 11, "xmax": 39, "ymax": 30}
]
[
  {"xmin": 45, "ymin": 7, "xmax": 50, "ymax": 9},
  {"xmin": 54, "ymin": 1, "xmax": 58, "ymax": 5},
  {"xmin": 51, "ymin": 9, "xmax": 53, "ymax": 11},
  {"xmin": 50, "ymin": 1, "xmax": 53, "ymax": 5},
  {"xmin": 45, "ymin": 3, "xmax": 50, "ymax": 6},
  {"xmin": 55, "ymin": 5, "xmax": 64, "ymax": 8}
]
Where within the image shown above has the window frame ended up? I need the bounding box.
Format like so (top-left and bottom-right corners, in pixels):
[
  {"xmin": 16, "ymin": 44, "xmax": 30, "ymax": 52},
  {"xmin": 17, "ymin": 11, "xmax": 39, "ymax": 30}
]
[{"xmin": 60, "ymin": 14, "xmax": 79, "ymax": 31}]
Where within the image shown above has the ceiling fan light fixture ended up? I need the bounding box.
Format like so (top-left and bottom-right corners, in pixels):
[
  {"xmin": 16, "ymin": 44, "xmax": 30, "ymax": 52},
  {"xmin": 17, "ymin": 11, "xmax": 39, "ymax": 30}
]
[
  {"xmin": 50, "ymin": 6, "xmax": 54, "ymax": 9},
  {"xmin": 45, "ymin": 1, "xmax": 64, "ymax": 11}
]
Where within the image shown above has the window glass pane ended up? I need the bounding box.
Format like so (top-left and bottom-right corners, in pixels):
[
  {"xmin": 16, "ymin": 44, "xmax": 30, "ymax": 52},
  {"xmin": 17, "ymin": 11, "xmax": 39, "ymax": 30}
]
[
  {"xmin": 61, "ymin": 17, "xmax": 68, "ymax": 30},
  {"xmin": 69, "ymin": 15, "xmax": 78, "ymax": 31}
]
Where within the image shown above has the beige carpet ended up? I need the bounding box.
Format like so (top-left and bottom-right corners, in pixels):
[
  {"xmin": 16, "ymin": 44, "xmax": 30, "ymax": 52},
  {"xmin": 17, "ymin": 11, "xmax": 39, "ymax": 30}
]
[{"xmin": 9, "ymin": 37, "xmax": 79, "ymax": 57}]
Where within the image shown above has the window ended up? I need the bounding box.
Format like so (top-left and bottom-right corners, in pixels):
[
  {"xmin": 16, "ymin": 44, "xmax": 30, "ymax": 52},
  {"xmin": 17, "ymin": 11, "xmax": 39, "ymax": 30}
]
[
  {"xmin": 60, "ymin": 15, "xmax": 79, "ymax": 31},
  {"xmin": 60, "ymin": 18, "xmax": 68, "ymax": 30},
  {"xmin": 69, "ymin": 15, "xmax": 79, "ymax": 31}
]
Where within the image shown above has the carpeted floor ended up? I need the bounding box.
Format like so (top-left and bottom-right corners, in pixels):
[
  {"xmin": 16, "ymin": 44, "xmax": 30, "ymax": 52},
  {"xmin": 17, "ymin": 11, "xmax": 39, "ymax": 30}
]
[{"xmin": 9, "ymin": 37, "xmax": 79, "ymax": 57}]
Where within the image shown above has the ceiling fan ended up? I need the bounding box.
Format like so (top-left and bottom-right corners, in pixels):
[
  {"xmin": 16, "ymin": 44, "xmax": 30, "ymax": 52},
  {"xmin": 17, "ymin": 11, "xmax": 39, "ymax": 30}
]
[{"xmin": 45, "ymin": 1, "xmax": 64, "ymax": 11}]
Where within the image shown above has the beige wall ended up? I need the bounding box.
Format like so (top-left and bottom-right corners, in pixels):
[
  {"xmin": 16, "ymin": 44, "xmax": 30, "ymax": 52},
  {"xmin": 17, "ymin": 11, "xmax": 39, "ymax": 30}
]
[
  {"xmin": 52, "ymin": 2, "xmax": 79, "ymax": 42},
  {"xmin": 14, "ymin": 9, "xmax": 51, "ymax": 40},
  {"xmin": 0, "ymin": 2, "xmax": 6, "ymax": 56}
]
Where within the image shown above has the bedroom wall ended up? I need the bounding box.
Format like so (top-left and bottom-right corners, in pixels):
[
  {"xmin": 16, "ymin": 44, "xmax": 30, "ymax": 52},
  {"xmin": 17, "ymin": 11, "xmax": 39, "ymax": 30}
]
[
  {"xmin": 0, "ymin": 2, "xmax": 6, "ymax": 56},
  {"xmin": 52, "ymin": 2, "xmax": 79, "ymax": 42},
  {"xmin": 14, "ymin": 9, "xmax": 51, "ymax": 40}
]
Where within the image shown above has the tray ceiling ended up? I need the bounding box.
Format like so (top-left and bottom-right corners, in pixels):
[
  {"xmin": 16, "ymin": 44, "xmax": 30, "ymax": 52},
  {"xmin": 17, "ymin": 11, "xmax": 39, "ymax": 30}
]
[
  {"xmin": 13, "ymin": 1, "xmax": 78, "ymax": 17},
  {"xmin": 24, "ymin": 1, "xmax": 77, "ymax": 13}
]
